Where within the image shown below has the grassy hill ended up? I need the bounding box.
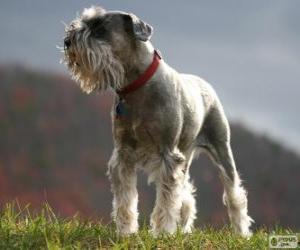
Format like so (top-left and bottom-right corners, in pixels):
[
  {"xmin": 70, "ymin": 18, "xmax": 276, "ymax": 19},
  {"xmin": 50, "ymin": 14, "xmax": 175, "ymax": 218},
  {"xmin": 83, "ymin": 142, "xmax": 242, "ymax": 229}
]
[
  {"xmin": 0, "ymin": 65, "xmax": 299, "ymax": 233},
  {"xmin": 1, "ymin": 202, "xmax": 297, "ymax": 250}
]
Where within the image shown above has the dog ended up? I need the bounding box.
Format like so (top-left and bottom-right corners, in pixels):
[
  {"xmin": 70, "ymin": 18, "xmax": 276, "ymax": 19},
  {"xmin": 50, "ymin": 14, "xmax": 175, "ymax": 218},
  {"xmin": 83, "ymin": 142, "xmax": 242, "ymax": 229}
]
[{"xmin": 63, "ymin": 6, "xmax": 253, "ymax": 237}]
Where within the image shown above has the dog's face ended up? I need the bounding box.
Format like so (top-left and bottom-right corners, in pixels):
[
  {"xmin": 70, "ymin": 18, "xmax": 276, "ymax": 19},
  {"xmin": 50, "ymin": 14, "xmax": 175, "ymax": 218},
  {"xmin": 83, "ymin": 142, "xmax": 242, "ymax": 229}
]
[{"xmin": 63, "ymin": 6, "xmax": 153, "ymax": 93}]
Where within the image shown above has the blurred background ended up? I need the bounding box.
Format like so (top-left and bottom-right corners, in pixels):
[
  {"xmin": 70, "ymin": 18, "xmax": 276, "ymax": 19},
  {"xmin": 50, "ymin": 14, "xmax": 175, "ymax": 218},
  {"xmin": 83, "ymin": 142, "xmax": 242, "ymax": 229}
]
[{"xmin": 0, "ymin": 1, "xmax": 299, "ymax": 230}]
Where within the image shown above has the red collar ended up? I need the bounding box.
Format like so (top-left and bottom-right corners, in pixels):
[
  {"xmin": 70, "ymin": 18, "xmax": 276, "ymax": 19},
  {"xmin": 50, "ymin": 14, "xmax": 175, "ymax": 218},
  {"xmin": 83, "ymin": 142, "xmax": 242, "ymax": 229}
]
[{"xmin": 117, "ymin": 50, "xmax": 162, "ymax": 96}]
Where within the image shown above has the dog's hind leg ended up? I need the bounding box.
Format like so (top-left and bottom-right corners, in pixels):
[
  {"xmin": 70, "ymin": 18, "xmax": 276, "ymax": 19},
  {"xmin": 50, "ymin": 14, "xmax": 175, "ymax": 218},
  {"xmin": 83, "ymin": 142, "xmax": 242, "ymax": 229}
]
[
  {"xmin": 107, "ymin": 148, "xmax": 138, "ymax": 235},
  {"xmin": 149, "ymin": 149, "xmax": 186, "ymax": 235},
  {"xmin": 198, "ymin": 103, "xmax": 254, "ymax": 237}
]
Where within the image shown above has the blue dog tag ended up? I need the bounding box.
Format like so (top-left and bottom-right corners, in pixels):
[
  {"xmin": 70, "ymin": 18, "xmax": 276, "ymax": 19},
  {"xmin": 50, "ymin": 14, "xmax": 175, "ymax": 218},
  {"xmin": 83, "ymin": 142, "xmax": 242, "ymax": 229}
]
[{"xmin": 116, "ymin": 99, "xmax": 128, "ymax": 118}]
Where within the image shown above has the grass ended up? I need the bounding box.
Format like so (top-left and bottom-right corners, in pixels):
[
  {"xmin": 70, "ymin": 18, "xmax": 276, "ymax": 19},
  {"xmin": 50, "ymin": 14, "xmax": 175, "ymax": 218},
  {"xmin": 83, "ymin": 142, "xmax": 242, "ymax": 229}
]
[{"xmin": 0, "ymin": 202, "xmax": 298, "ymax": 249}]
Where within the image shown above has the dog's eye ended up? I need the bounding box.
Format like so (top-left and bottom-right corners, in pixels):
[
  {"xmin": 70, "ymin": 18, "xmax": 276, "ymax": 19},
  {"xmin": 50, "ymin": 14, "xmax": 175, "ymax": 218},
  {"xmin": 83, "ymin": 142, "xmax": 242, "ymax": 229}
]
[{"xmin": 64, "ymin": 37, "xmax": 71, "ymax": 49}]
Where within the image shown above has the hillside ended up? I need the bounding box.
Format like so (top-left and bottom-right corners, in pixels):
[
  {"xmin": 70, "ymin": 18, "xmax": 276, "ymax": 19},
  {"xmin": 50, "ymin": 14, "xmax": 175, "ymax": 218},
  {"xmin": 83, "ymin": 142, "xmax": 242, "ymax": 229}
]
[{"xmin": 0, "ymin": 65, "xmax": 299, "ymax": 230}]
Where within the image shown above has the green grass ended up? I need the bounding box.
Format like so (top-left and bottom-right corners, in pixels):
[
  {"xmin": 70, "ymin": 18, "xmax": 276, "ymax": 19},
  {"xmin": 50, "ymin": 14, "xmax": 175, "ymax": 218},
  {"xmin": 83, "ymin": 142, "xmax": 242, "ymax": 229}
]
[{"xmin": 0, "ymin": 202, "xmax": 298, "ymax": 249}]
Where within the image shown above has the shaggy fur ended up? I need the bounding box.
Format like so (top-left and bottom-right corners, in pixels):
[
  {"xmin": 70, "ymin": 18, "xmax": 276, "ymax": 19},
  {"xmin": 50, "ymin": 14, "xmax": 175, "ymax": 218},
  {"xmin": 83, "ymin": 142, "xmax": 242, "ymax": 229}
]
[{"xmin": 63, "ymin": 6, "xmax": 254, "ymax": 237}]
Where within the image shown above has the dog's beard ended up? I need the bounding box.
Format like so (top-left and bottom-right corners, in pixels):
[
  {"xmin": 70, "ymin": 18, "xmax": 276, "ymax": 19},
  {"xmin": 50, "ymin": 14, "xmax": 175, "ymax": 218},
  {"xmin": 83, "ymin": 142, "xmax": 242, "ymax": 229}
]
[{"xmin": 64, "ymin": 34, "xmax": 124, "ymax": 93}]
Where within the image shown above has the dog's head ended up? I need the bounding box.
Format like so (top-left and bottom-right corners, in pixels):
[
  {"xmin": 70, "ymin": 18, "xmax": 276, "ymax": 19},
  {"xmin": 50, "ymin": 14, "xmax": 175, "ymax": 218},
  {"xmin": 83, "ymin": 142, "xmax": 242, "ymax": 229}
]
[{"xmin": 63, "ymin": 6, "xmax": 153, "ymax": 93}]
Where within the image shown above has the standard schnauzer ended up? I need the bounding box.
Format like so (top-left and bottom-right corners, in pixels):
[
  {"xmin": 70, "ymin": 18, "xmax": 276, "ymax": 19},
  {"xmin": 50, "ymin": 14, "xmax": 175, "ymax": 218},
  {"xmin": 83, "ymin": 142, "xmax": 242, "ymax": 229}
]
[{"xmin": 63, "ymin": 6, "xmax": 253, "ymax": 236}]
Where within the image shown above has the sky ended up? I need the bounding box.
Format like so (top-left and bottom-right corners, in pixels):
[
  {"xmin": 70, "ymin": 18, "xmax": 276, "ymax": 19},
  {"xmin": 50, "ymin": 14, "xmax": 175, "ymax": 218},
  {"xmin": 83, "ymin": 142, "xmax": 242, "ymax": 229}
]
[{"xmin": 0, "ymin": 0, "xmax": 299, "ymax": 153}]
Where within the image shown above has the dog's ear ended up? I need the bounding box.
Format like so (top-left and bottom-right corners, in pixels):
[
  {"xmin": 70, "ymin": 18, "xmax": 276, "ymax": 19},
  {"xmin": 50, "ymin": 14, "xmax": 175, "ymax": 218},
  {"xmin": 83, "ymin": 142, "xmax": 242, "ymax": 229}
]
[{"xmin": 123, "ymin": 13, "xmax": 153, "ymax": 41}]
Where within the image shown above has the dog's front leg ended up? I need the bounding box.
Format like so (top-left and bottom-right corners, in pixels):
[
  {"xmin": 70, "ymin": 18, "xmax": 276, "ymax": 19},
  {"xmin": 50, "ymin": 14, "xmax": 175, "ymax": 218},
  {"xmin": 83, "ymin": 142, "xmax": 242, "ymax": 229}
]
[
  {"xmin": 107, "ymin": 148, "xmax": 138, "ymax": 235},
  {"xmin": 150, "ymin": 149, "xmax": 186, "ymax": 235}
]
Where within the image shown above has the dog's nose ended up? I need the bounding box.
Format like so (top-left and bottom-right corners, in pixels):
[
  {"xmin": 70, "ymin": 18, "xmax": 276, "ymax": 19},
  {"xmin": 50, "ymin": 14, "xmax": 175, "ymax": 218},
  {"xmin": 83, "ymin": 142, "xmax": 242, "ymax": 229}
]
[{"xmin": 64, "ymin": 37, "xmax": 71, "ymax": 49}]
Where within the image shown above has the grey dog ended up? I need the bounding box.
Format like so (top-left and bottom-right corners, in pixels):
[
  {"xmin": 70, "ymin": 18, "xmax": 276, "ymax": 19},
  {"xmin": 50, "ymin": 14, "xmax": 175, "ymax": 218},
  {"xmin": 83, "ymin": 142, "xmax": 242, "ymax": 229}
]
[{"xmin": 63, "ymin": 6, "xmax": 253, "ymax": 237}]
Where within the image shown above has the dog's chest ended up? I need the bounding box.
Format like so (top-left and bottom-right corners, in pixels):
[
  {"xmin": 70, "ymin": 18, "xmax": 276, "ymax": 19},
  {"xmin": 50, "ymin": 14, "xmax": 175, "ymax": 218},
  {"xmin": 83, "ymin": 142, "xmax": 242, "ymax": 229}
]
[{"xmin": 114, "ymin": 112, "xmax": 163, "ymax": 153}]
